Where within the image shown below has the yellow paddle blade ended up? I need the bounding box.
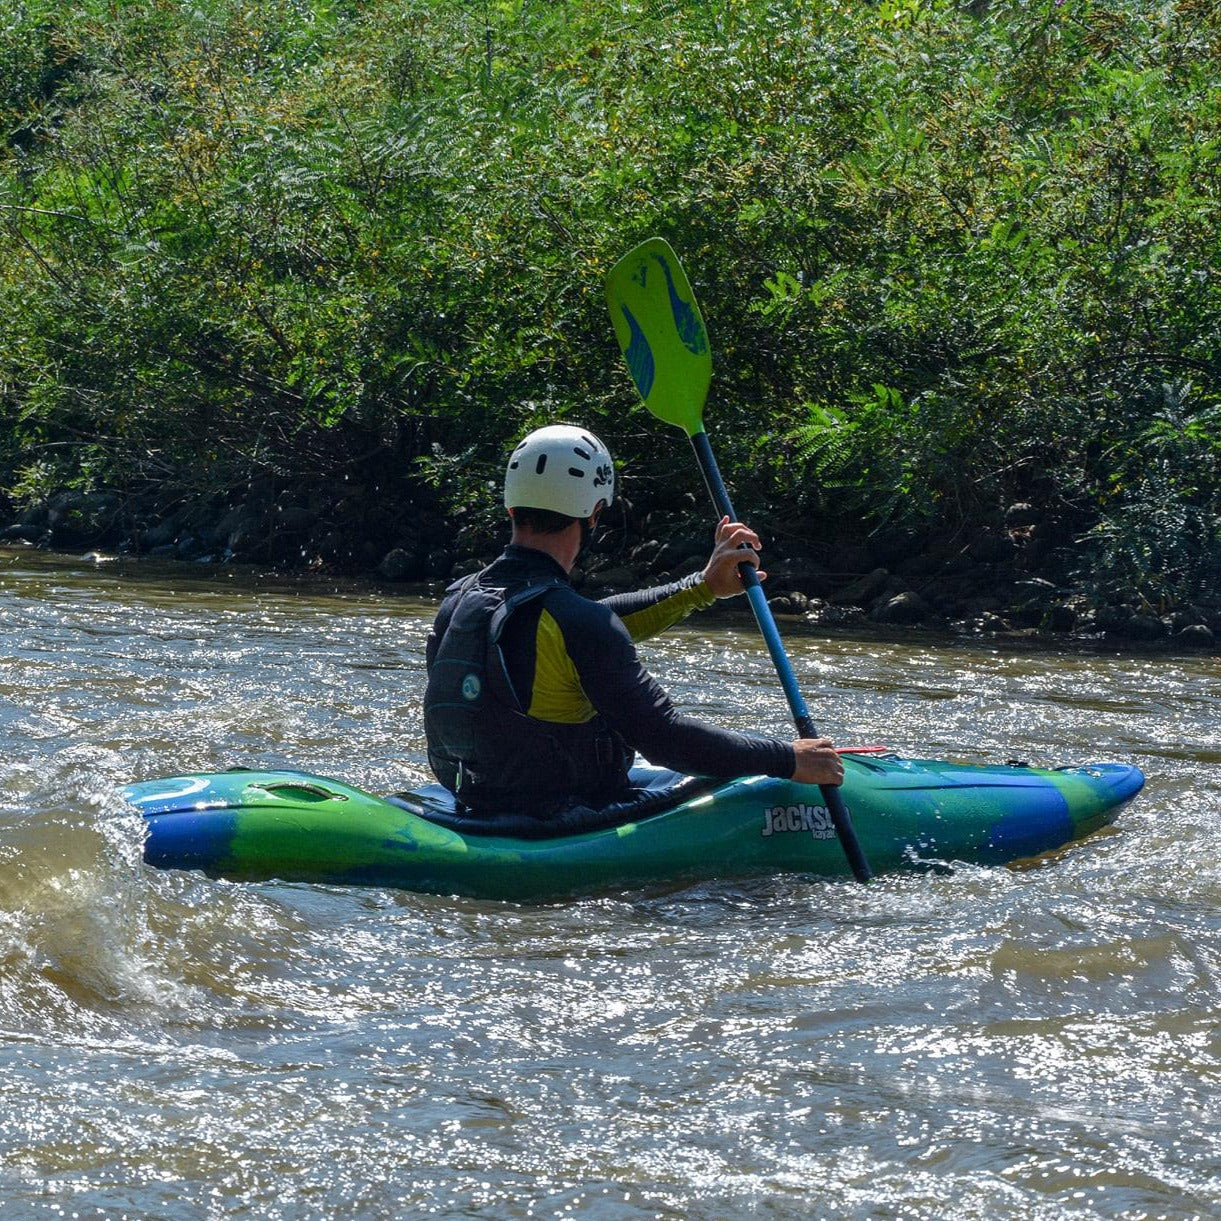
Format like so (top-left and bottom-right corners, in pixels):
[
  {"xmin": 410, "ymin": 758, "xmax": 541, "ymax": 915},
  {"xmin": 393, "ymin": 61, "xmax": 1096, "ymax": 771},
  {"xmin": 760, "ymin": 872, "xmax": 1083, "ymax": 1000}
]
[{"xmin": 605, "ymin": 237, "xmax": 712, "ymax": 437}]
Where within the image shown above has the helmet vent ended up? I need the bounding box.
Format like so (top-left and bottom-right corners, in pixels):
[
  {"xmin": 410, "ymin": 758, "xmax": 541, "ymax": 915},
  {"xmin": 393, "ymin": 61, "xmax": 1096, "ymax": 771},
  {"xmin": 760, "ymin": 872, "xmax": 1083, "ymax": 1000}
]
[
  {"xmin": 568, "ymin": 467, "xmax": 585, "ymax": 478},
  {"xmin": 535, "ymin": 454, "xmax": 548, "ymax": 474},
  {"xmin": 573, "ymin": 446, "xmax": 591, "ymax": 459}
]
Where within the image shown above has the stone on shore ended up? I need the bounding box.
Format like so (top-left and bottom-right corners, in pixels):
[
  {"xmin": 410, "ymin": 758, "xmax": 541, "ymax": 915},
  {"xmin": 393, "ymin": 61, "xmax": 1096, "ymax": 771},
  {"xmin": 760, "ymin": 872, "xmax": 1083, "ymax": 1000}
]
[{"xmin": 870, "ymin": 590, "xmax": 932, "ymax": 625}]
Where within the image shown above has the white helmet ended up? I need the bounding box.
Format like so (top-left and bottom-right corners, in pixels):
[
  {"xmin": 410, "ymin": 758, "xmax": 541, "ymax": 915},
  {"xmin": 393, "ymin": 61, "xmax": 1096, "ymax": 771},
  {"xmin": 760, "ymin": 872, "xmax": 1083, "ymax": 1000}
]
[{"xmin": 504, "ymin": 425, "xmax": 615, "ymax": 519}]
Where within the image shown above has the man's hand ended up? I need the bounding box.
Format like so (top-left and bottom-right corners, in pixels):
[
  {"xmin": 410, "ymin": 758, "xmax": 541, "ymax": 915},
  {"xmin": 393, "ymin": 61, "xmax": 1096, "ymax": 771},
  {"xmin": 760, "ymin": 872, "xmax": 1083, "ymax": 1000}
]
[
  {"xmin": 701, "ymin": 516, "xmax": 765, "ymax": 599},
  {"xmin": 791, "ymin": 738, "xmax": 844, "ymax": 786}
]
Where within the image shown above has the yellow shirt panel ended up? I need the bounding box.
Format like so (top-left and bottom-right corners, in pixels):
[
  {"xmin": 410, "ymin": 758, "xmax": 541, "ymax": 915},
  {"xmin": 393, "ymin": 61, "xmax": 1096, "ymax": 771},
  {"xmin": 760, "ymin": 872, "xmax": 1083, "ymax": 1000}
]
[
  {"xmin": 619, "ymin": 578, "xmax": 717, "ymax": 642},
  {"xmin": 525, "ymin": 608, "xmax": 597, "ymax": 724},
  {"xmin": 522, "ymin": 579, "xmax": 716, "ymax": 724}
]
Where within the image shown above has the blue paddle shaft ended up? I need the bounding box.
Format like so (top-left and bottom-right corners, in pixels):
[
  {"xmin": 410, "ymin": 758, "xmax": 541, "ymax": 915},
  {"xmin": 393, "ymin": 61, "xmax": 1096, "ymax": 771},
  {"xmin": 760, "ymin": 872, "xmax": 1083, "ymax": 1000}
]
[{"xmin": 688, "ymin": 431, "xmax": 873, "ymax": 883}]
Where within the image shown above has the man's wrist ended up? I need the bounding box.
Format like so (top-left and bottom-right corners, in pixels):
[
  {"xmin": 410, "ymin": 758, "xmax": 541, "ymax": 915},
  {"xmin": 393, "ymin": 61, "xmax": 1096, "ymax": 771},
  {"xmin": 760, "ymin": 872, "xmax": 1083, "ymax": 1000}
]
[{"xmin": 685, "ymin": 572, "xmax": 718, "ymax": 607}]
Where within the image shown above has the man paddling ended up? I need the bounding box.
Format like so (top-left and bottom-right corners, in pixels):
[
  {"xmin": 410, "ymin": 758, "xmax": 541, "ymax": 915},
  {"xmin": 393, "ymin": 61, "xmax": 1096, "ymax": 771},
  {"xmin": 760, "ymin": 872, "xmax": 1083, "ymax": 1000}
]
[{"xmin": 423, "ymin": 423, "xmax": 843, "ymax": 824}]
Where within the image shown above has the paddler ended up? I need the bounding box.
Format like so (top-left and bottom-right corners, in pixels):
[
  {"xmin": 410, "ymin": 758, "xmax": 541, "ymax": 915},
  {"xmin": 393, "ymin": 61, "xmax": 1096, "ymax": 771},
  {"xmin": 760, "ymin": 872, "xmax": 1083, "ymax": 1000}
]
[{"xmin": 423, "ymin": 424, "xmax": 843, "ymax": 824}]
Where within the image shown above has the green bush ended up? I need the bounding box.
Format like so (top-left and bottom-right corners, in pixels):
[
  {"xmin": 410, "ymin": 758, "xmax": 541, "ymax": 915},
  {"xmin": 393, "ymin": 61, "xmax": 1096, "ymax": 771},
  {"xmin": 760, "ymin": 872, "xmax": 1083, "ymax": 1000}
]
[{"xmin": 0, "ymin": 0, "xmax": 1217, "ymax": 599}]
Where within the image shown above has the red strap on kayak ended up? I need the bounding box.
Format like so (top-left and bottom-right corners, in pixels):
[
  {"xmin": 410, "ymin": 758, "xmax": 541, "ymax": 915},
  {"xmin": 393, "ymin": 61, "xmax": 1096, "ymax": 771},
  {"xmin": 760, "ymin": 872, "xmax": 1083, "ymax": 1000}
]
[{"xmin": 835, "ymin": 745, "xmax": 892, "ymax": 754}]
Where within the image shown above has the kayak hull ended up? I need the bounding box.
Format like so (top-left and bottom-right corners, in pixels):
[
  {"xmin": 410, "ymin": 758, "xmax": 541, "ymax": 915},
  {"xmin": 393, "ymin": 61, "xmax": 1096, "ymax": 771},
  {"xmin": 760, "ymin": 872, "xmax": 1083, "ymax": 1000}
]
[{"xmin": 121, "ymin": 754, "xmax": 1144, "ymax": 901}]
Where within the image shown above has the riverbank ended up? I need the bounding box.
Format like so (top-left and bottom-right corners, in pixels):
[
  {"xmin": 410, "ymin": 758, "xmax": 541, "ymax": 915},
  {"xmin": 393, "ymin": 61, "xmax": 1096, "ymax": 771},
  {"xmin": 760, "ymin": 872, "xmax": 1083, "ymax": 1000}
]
[
  {"xmin": 4, "ymin": 485, "xmax": 1216, "ymax": 653},
  {"xmin": 3, "ymin": 0, "xmax": 1218, "ymax": 642}
]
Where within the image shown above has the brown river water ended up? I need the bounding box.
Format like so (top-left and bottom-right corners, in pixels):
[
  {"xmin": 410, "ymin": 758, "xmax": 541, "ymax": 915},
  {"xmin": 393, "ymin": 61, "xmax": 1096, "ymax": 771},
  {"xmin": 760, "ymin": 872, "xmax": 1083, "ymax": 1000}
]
[{"xmin": 0, "ymin": 549, "xmax": 1217, "ymax": 1219}]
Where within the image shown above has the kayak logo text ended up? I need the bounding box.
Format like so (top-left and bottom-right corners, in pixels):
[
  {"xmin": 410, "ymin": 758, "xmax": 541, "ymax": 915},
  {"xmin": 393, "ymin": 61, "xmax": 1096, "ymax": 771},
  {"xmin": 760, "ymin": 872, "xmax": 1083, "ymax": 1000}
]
[{"xmin": 761, "ymin": 802, "xmax": 837, "ymax": 839}]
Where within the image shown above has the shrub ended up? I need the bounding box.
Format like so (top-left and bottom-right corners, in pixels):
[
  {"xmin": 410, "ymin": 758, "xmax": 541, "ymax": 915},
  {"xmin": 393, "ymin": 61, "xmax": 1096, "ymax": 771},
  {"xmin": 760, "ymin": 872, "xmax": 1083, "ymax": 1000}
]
[{"xmin": 0, "ymin": 0, "xmax": 1217, "ymax": 600}]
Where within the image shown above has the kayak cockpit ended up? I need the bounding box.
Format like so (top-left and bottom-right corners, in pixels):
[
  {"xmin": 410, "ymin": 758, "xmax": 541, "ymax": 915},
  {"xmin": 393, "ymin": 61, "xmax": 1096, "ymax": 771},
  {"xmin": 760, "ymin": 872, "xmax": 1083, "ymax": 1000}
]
[{"xmin": 386, "ymin": 766, "xmax": 719, "ymax": 839}]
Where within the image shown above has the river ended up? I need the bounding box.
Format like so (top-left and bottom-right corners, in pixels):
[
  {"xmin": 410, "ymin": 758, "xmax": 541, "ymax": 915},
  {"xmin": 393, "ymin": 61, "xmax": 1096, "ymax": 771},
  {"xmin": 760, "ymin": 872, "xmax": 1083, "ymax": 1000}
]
[{"xmin": 0, "ymin": 549, "xmax": 1216, "ymax": 1219}]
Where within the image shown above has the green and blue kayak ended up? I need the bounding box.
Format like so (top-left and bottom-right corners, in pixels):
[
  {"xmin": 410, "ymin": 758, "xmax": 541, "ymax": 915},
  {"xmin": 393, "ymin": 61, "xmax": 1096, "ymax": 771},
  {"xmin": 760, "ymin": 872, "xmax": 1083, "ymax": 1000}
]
[{"xmin": 122, "ymin": 752, "xmax": 1143, "ymax": 901}]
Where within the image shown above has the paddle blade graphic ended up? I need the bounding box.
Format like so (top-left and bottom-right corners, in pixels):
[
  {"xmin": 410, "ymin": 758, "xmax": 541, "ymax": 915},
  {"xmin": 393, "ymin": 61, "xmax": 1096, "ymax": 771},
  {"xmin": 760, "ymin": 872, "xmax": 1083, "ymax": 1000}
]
[{"xmin": 606, "ymin": 238, "xmax": 711, "ymax": 436}]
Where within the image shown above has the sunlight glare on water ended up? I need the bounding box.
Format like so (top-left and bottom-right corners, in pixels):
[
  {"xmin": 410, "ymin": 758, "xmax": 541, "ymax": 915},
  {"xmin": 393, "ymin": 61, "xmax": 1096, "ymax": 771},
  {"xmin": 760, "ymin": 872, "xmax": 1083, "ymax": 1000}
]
[{"xmin": 0, "ymin": 551, "xmax": 1217, "ymax": 1219}]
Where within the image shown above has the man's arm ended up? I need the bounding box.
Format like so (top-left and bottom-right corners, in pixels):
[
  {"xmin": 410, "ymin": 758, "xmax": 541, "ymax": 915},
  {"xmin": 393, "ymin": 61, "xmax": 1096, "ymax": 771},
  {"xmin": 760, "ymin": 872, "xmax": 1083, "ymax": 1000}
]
[
  {"xmin": 564, "ymin": 598, "xmax": 796, "ymax": 780},
  {"xmin": 598, "ymin": 518, "xmax": 765, "ymax": 643},
  {"xmin": 600, "ymin": 574, "xmax": 716, "ymax": 642}
]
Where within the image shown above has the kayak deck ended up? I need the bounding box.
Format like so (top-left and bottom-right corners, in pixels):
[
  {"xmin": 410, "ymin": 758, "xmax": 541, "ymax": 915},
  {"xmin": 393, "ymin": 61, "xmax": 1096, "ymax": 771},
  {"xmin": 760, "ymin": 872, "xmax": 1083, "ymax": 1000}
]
[{"xmin": 121, "ymin": 753, "xmax": 1145, "ymax": 901}]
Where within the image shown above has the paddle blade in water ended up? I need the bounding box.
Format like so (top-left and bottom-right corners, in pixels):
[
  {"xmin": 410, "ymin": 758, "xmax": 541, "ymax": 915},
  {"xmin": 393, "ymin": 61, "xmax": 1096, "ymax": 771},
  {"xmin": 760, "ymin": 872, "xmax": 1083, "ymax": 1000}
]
[{"xmin": 606, "ymin": 237, "xmax": 711, "ymax": 437}]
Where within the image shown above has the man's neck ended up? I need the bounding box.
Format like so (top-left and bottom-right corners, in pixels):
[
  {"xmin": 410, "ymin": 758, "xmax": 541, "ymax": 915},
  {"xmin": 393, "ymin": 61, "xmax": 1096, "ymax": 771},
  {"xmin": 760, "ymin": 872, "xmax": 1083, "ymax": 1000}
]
[{"xmin": 509, "ymin": 522, "xmax": 583, "ymax": 572}]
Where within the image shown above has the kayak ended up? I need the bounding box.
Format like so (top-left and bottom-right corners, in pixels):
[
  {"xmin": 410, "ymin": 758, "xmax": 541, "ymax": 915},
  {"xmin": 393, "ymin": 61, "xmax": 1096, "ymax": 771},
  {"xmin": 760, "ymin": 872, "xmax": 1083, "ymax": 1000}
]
[{"xmin": 122, "ymin": 752, "xmax": 1144, "ymax": 901}]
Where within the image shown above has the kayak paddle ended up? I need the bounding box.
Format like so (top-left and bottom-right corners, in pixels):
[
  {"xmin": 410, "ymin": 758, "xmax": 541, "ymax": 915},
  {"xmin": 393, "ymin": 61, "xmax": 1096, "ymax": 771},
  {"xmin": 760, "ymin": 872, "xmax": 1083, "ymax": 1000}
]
[{"xmin": 606, "ymin": 237, "xmax": 873, "ymax": 883}]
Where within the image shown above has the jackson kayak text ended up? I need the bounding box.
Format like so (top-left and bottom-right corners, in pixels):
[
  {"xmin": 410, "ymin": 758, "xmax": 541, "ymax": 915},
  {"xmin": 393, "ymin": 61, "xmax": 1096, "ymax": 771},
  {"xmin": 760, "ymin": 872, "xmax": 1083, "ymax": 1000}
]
[{"xmin": 761, "ymin": 803, "xmax": 840, "ymax": 839}]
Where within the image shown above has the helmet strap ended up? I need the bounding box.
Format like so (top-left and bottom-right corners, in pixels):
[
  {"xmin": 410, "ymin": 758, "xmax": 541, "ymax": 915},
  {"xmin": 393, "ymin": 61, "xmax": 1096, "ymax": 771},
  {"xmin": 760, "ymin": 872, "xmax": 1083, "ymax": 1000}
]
[
  {"xmin": 577, "ymin": 506, "xmax": 604, "ymax": 562},
  {"xmin": 578, "ymin": 514, "xmax": 595, "ymax": 557}
]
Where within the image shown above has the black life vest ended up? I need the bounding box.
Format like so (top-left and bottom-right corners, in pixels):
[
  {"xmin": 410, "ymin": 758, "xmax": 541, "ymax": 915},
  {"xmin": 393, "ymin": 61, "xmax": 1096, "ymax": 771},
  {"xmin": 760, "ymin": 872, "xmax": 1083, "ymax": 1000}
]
[{"xmin": 423, "ymin": 574, "xmax": 633, "ymax": 816}]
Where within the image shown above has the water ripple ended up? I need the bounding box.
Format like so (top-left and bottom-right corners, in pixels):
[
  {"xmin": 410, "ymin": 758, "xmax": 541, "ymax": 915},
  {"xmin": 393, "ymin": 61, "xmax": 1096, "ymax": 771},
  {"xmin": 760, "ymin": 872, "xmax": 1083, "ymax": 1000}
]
[{"xmin": 0, "ymin": 551, "xmax": 1216, "ymax": 1219}]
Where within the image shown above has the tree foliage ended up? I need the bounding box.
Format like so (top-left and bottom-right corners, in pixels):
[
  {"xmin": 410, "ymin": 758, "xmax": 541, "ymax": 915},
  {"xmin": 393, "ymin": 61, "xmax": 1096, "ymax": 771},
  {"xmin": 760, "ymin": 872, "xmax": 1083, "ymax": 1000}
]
[{"xmin": 0, "ymin": 0, "xmax": 1218, "ymax": 600}]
